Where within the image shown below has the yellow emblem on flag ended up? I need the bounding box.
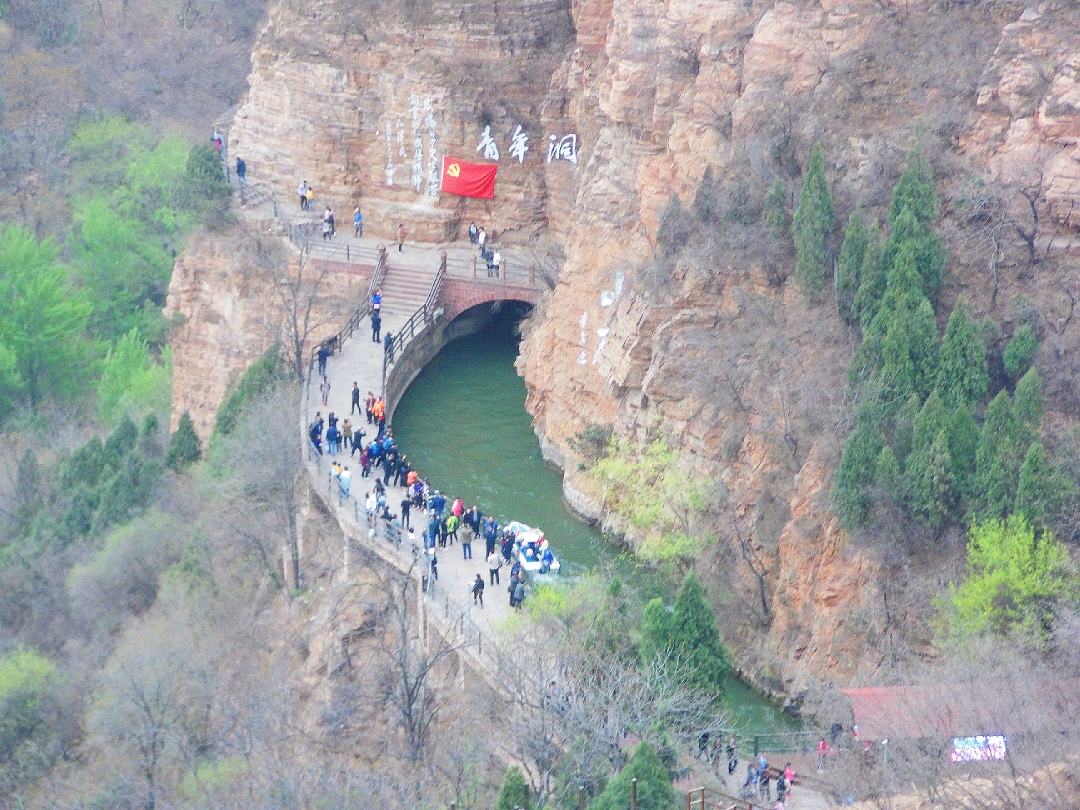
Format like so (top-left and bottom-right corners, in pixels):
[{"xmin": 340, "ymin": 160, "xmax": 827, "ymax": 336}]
[{"xmin": 447, "ymin": 162, "xmax": 461, "ymax": 177}]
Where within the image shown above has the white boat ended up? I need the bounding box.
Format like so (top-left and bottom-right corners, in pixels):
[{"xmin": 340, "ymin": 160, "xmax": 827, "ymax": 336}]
[{"xmin": 508, "ymin": 522, "xmax": 560, "ymax": 574}]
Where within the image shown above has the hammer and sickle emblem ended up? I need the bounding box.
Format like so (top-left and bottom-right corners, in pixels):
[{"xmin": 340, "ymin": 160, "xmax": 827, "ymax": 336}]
[{"xmin": 447, "ymin": 163, "xmax": 461, "ymax": 177}]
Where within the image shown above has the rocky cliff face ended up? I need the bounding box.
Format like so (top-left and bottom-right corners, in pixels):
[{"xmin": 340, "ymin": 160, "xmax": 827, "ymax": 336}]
[
  {"xmin": 165, "ymin": 224, "xmax": 364, "ymax": 438},
  {"xmin": 173, "ymin": 0, "xmax": 1080, "ymax": 694}
]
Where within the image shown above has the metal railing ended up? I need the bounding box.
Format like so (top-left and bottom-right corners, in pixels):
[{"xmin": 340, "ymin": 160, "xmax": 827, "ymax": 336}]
[
  {"xmin": 686, "ymin": 787, "xmax": 769, "ymax": 810},
  {"xmin": 736, "ymin": 729, "xmax": 824, "ymax": 757},
  {"xmin": 224, "ymin": 162, "xmax": 376, "ymax": 266},
  {"xmin": 306, "ymin": 438, "xmax": 498, "ymax": 673},
  {"xmin": 380, "ymin": 253, "xmax": 447, "ymax": 394},
  {"xmin": 309, "ymin": 247, "xmax": 387, "ymax": 370}
]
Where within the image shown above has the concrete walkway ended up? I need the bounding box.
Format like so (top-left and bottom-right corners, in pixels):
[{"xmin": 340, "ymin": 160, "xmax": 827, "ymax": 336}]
[{"xmin": 303, "ymin": 275, "xmax": 515, "ymax": 650}]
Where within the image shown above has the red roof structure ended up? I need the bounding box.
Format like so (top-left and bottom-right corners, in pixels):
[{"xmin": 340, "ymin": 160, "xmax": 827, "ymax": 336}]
[{"xmin": 840, "ymin": 678, "xmax": 1080, "ymax": 740}]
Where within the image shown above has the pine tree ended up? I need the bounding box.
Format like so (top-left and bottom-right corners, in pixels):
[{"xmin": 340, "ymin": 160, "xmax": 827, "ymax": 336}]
[
  {"xmin": 1014, "ymin": 442, "xmax": 1076, "ymax": 528},
  {"xmin": 911, "ymin": 390, "xmax": 947, "ymax": 459},
  {"xmin": 879, "ymin": 298, "xmax": 939, "ymax": 403},
  {"xmin": 1013, "ymin": 367, "xmax": 1044, "ymax": 451},
  {"xmin": 1003, "ymin": 324, "xmax": 1038, "ymax": 383},
  {"xmin": 590, "ymin": 742, "xmax": 676, "ymax": 810},
  {"xmin": 906, "ymin": 429, "xmax": 955, "ymax": 528},
  {"xmin": 762, "ymin": 178, "xmax": 788, "ymax": 242},
  {"xmin": 832, "ymin": 420, "xmax": 884, "ymax": 528},
  {"xmin": 639, "ymin": 597, "xmax": 672, "ymax": 664},
  {"xmin": 892, "ymin": 393, "xmax": 922, "ymax": 466},
  {"xmin": 495, "ymin": 766, "xmax": 527, "ymax": 810},
  {"xmin": 976, "ymin": 391, "xmax": 1017, "ymax": 518},
  {"xmin": 883, "ymin": 209, "xmax": 947, "ymax": 304},
  {"xmin": 836, "ymin": 208, "xmax": 869, "ymax": 323},
  {"xmin": 888, "ymin": 145, "xmax": 939, "ymax": 226},
  {"xmin": 853, "ymin": 234, "xmax": 885, "ymax": 331},
  {"xmin": 792, "ymin": 144, "xmax": 835, "ymax": 295},
  {"xmin": 873, "ymin": 445, "xmax": 904, "ymax": 504},
  {"xmin": 947, "ymin": 403, "xmax": 980, "ymax": 507},
  {"xmin": 670, "ymin": 571, "xmax": 729, "ymax": 691},
  {"xmin": 936, "ymin": 299, "xmax": 988, "ymax": 410},
  {"xmin": 166, "ymin": 411, "xmax": 202, "ymax": 472}
]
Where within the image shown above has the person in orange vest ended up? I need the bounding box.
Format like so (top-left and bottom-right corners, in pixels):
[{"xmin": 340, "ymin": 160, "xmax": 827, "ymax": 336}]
[
  {"xmin": 372, "ymin": 397, "xmax": 386, "ymax": 431},
  {"xmin": 397, "ymin": 223, "xmax": 406, "ymax": 252}
]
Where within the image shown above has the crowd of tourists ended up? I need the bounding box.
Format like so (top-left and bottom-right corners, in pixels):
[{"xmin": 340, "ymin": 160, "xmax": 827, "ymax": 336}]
[{"xmin": 307, "ymin": 382, "xmax": 533, "ymax": 611}]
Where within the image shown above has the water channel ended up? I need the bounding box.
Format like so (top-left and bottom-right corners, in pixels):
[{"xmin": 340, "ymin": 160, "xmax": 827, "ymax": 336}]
[{"xmin": 392, "ymin": 305, "xmax": 798, "ymax": 732}]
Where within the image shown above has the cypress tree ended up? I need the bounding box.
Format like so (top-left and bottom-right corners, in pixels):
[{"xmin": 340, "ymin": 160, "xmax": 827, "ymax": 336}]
[
  {"xmin": 911, "ymin": 390, "xmax": 947, "ymax": 459},
  {"xmin": 880, "ymin": 298, "xmax": 939, "ymax": 403},
  {"xmin": 872, "ymin": 241, "xmax": 925, "ymax": 337},
  {"xmin": 1015, "ymin": 442, "xmax": 1057, "ymax": 526},
  {"xmin": 853, "ymin": 233, "xmax": 885, "ymax": 331},
  {"xmin": 590, "ymin": 742, "xmax": 676, "ymax": 810},
  {"xmin": 907, "ymin": 429, "xmax": 955, "ymax": 528},
  {"xmin": 1013, "ymin": 367, "xmax": 1044, "ymax": 450},
  {"xmin": 762, "ymin": 178, "xmax": 788, "ymax": 242},
  {"xmin": 848, "ymin": 329, "xmax": 884, "ymax": 390},
  {"xmin": 832, "ymin": 420, "xmax": 884, "ymax": 528},
  {"xmin": 166, "ymin": 411, "xmax": 202, "ymax": 472},
  {"xmin": 670, "ymin": 571, "xmax": 729, "ymax": 690},
  {"xmin": 947, "ymin": 403, "xmax": 980, "ymax": 507},
  {"xmin": 495, "ymin": 766, "xmax": 527, "ymax": 810},
  {"xmin": 976, "ymin": 391, "xmax": 1017, "ymax": 517},
  {"xmin": 1003, "ymin": 324, "xmax": 1038, "ymax": 383},
  {"xmin": 888, "ymin": 145, "xmax": 939, "ymax": 226},
  {"xmin": 836, "ymin": 208, "xmax": 869, "ymax": 323},
  {"xmin": 936, "ymin": 299, "xmax": 989, "ymax": 410},
  {"xmin": 883, "ymin": 208, "xmax": 947, "ymax": 305},
  {"xmin": 892, "ymin": 393, "xmax": 922, "ymax": 466},
  {"xmin": 639, "ymin": 597, "xmax": 672, "ymax": 664},
  {"xmin": 792, "ymin": 144, "xmax": 835, "ymax": 295},
  {"xmin": 981, "ymin": 456, "xmax": 1012, "ymax": 521},
  {"xmin": 873, "ymin": 445, "xmax": 905, "ymax": 504}
]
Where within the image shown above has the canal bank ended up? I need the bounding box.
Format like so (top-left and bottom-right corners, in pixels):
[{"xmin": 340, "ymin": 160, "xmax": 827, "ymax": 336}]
[{"xmin": 391, "ymin": 306, "xmax": 800, "ymax": 732}]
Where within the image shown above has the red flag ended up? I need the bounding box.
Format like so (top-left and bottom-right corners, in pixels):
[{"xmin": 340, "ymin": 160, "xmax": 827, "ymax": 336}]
[{"xmin": 441, "ymin": 157, "xmax": 497, "ymax": 199}]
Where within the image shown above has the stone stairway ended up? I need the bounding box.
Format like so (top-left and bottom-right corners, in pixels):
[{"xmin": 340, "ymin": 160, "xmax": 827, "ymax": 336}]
[{"xmin": 378, "ymin": 249, "xmax": 442, "ymax": 321}]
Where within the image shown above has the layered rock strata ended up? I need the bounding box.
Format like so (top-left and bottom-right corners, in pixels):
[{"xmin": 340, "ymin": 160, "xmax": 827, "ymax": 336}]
[{"xmin": 172, "ymin": 0, "xmax": 1080, "ymax": 694}]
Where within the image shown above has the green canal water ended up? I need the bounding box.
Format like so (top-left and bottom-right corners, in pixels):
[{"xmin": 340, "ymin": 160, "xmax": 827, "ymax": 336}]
[{"xmin": 391, "ymin": 307, "xmax": 799, "ymax": 732}]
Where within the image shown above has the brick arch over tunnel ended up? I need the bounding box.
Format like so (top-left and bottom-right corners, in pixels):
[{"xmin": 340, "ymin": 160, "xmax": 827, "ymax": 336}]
[{"xmin": 440, "ymin": 277, "xmax": 542, "ymax": 323}]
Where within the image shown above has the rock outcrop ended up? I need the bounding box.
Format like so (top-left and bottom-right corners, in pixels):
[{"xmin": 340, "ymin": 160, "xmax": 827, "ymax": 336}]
[
  {"xmin": 171, "ymin": 0, "xmax": 1080, "ymax": 694},
  {"xmin": 165, "ymin": 224, "xmax": 365, "ymax": 438}
]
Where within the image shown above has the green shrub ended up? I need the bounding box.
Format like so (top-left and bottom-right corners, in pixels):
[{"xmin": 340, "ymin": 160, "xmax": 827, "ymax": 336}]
[
  {"xmin": 214, "ymin": 345, "xmax": 290, "ymax": 438},
  {"xmin": 946, "ymin": 514, "xmax": 1077, "ymax": 644},
  {"xmin": 495, "ymin": 766, "xmax": 527, "ymax": 810},
  {"xmin": 589, "ymin": 742, "xmax": 676, "ymax": 810}
]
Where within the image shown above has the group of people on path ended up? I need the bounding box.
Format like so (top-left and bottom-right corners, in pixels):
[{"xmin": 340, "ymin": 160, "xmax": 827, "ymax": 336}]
[
  {"xmin": 368, "ymin": 289, "xmax": 395, "ymax": 360},
  {"xmin": 733, "ymin": 747, "xmax": 795, "ymax": 810},
  {"xmin": 309, "ymin": 382, "xmax": 533, "ymax": 614},
  {"xmin": 467, "ymin": 222, "xmax": 501, "ymax": 277},
  {"xmin": 292, "ymin": 181, "xmax": 363, "ymax": 240}
]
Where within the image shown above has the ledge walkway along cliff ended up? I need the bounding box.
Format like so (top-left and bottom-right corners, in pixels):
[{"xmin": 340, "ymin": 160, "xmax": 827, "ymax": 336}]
[{"xmin": 225, "ymin": 164, "xmax": 546, "ymax": 685}]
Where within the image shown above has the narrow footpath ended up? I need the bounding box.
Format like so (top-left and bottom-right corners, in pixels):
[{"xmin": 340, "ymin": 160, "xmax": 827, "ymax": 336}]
[{"xmin": 303, "ymin": 245, "xmax": 515, "ymax": 650}]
